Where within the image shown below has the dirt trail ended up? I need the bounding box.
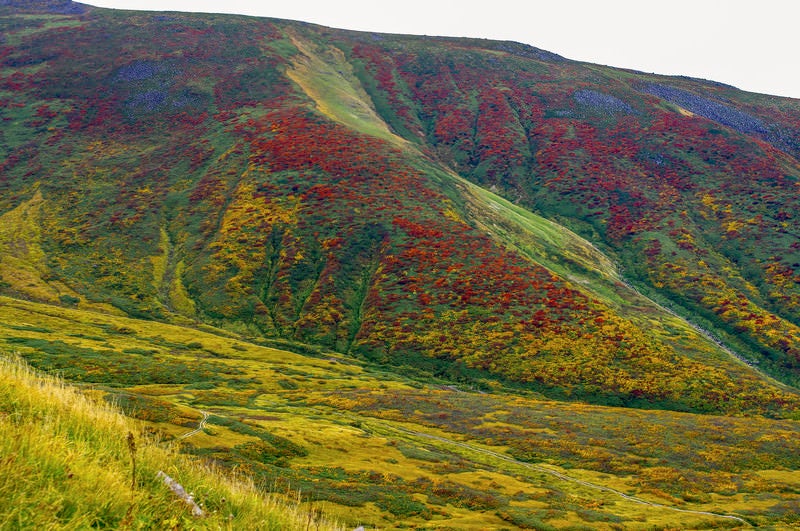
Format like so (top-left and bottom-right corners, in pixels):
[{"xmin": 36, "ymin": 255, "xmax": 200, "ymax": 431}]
[{"xmin": 177, "ymin": 410, "xmax": 209, "ymax": 440}]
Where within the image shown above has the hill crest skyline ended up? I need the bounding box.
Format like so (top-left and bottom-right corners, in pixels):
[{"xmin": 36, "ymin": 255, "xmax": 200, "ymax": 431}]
[{"xmin": 75, "ymin": 0, "xmax": 800, "ymax": 100}]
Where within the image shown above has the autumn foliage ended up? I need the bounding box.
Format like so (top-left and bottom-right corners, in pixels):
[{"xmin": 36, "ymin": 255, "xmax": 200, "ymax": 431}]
[{"xmin": 1, "ymin": 5, "xmax": 800, "ymax": 413}]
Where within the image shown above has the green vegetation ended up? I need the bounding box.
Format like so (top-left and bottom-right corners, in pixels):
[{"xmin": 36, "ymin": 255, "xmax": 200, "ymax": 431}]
[
  {"xmin": 0, "ymin": 355, "xmax": 343, "ymax": 530},
  {"xmin": 2, "ymin": 297, "xmax": 799, "ymax": 528},
  {"xmin": 2, "ymin": 1, "xmax": 799, "ymax": 410},
  {"xmin": 2, "ymin": 2, "xmax": 800, "ymax": 528}
]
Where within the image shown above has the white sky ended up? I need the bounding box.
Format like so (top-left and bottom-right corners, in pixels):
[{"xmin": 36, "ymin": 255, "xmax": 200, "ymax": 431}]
[{"xmin": 84, "ymin": 0, "xmax": 800, "ymax": 100}]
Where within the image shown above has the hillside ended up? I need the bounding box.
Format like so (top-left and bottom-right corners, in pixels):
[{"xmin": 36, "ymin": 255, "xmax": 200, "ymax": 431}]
[
  {"xmin": 0, "ymin": 353, "xmax": 343, "ymax": 530},
  {"xmin": 2, "ymin": 1, "xmax": 800, "ymax": 412},
  {"xmin": 2, "ymin": 1, "xmax": 800, "ymax": 528}
]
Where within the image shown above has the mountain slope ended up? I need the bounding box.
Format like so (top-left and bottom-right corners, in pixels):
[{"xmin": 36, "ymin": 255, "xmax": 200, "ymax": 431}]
[
  {"xmin": 340, "ymin": 32, "xmax": 800, "ymax": 384},
  {"xmin": 4, "ymin": 3, "xmax": 800, "ymax": 528},
  {"xmin": 2, "ymin": 2, "xmax": 795, "ymax": 409},
  {"xmin": 1, "ymin": 2, "xmax": 799, "ymax": 415}
]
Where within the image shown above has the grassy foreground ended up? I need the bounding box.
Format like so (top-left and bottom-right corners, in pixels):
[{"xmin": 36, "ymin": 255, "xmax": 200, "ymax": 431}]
[{"xmin": 0, "ymin": 355, "xmax": 343, "ymax": 531}]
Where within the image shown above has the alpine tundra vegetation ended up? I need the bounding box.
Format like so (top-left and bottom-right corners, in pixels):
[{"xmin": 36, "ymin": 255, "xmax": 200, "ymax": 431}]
[{"xmin": 1, "ymin": 1, "xmax": 800, "ymax": 529}]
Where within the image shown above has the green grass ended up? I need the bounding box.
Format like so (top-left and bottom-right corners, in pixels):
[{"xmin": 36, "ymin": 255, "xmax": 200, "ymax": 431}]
[
  {"xmin": 284, "ymin": 29, "xmax": 407, "ymax": 146},
  {"xmin": 0, "ymin": 354, "xmax": 343, "ymax": 530},
  {"xmin": 0, "ymin": 14, "xmax": 84, "ymax": 46},
  {"xmin": 447, "ymin": 167, "xmax": 621, "ymax": 282}
]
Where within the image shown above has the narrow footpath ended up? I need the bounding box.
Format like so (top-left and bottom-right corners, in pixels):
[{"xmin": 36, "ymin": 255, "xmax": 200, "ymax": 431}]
[{"xmin": 176, "ymin": 410, "xmax": 209, "ymax": 440}]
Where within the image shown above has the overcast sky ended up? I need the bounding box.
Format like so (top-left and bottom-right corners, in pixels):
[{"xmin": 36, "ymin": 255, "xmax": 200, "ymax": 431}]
[{"xmin": 84, "ymin": 0, "xmax": 800, "ymax": 100}]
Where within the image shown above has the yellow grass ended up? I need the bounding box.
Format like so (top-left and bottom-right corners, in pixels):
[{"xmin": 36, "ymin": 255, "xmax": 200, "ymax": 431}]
[
  {"xmin": 0, "ymin": 188, "xmax": 122, "ymax": 315},
  {"xmin": 0, "ymin": 355, "xmax": 344, "ymax": 530},
  {"xmin": 2, "ymin": 295, "xmax": 795, "ymax": 528}
]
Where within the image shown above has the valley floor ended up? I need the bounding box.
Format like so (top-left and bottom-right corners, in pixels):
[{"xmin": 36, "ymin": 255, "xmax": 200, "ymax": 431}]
[{"xmin": 2, "ymin": 296, "xmax": 800, "ymax": 529}]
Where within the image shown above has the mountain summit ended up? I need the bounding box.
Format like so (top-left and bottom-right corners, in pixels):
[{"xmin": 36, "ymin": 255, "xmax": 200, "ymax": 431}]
[{"xmin": 0, "ymin": 0, "xmax": 88, "ymax": 14}]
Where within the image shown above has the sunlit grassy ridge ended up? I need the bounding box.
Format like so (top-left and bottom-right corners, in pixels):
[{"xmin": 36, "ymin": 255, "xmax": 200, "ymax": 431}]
[
  {"xmin": 0, "ymin": 354, "xmax": 343, "ymax": 530},
  {"xmin": 285, "ymin": 31, "xmax": 404, "ymax": 146}
]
